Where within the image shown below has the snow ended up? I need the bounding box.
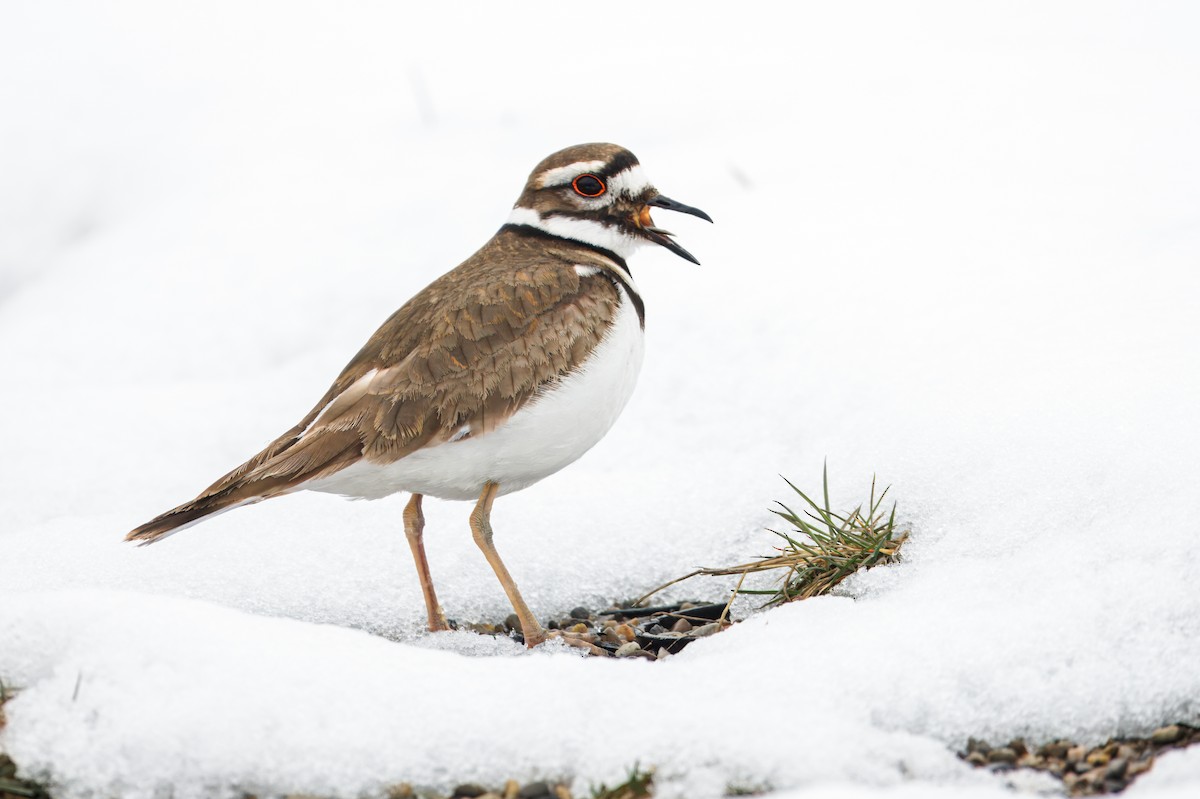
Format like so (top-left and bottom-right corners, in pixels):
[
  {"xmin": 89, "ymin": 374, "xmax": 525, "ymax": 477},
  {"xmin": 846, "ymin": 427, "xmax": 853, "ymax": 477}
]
[{"xmin": 2, "ymin": 1, "xmax": 1199, "ymax": 797}]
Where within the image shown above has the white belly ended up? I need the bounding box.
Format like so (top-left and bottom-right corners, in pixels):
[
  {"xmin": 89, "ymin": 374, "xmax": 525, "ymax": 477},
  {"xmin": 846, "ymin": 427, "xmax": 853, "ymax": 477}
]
[{"xmin": 307, "ymin": 293, "xmax": 644, "ymax": 501}]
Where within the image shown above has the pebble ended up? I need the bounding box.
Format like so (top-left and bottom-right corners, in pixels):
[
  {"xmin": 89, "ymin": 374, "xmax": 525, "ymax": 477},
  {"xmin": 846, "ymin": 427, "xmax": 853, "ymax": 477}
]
[
  {"xmin": 692, "ymin": 622, "xmax": 722, "ymax": 637},
  {"xmin": 517, "ymin": 781, "xmax": 552, "ymax": 799},
  {"xmin": 671, "ymin": 618, "xmax": 692, "ymax": 634},
  {"xmin": 1151, "ymin": 724, "xmax": 1183, "ymax": 745},
  {"xmin": 1106, "ymin": 758, "xmax": 1128, "ymax": 781},
  {"xmin": 452, "ymin": 784, "xmax": 488, "ymax": 798},
  {"xmin": 1038, "ymin": 741, "xmax": 1069, "ymax": 759},
  {"xmin": 987, "ymin": 747, "xmax": 1017, "ymax": 764},
  {"xmin": 614, "ymin": 641, "xmax": 642, "ymax": 658},
  {"xmin": 569, "ymin": 607, "xmax": 590, "ymax": 620}
]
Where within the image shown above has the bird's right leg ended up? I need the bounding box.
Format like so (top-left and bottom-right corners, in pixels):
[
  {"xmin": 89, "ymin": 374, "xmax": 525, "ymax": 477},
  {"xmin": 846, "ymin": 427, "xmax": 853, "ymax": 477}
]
[
  {"xmin": 469, "ymin": 482, "xmax": 548, "ymax": 647},
  {"xmin": 403, "ymin": 493, "xmax": 450, "ymax": 633}
]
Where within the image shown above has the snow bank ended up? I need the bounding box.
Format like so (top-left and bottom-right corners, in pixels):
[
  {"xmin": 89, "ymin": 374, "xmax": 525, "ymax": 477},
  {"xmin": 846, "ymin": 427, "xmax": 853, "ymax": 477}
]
[{"xmin": 2, "ymin": 1, "xmax": 1198, "ymax": 797}]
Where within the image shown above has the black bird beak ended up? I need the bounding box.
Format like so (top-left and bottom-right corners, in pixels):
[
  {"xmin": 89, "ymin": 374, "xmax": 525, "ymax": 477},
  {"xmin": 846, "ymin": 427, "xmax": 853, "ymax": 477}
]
[{"xmin": 639, "ymin": 194, "xmax": 713, "ymax": 265}]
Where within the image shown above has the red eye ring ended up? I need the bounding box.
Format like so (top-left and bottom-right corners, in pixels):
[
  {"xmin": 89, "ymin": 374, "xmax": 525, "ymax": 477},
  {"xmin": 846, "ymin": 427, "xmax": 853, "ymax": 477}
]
[{"xmin": 572, "ymin": 174, "xmax": 607, "ymax": 198}]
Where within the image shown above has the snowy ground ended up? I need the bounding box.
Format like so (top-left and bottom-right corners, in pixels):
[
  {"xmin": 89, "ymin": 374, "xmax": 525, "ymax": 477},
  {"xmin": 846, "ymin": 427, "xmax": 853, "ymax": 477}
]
[{"xmin": 2, "ymin": 2, "xmax": 1199, "ymax": 797}]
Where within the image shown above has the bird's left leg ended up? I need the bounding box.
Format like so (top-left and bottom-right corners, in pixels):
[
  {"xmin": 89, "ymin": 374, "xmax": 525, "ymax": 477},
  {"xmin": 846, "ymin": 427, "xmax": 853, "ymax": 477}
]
[
  {"xmin": 404, "ymin": 493, "xmax": 450, "ymax": 633},
  {"xmin": 469, "ymin": 481, "xmax": 547, "ymax": 647}
]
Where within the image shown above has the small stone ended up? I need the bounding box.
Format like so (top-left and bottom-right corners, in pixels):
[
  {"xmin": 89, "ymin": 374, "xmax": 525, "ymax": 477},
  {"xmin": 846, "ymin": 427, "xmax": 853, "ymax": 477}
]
[
  {"xmin": 615, "ymin": 641, "xmax": 642, "ymax": 657},
  {"xmin": 568, "ymin": 623, "xmax": 588, "ymax": 634},
  {"xmin": 614, "ymin": 624, "xmax": 635, "ymax": 642},
  {"xmin": 504, "ymin": 614, "xmax": 520, "ymax": 631},
  {"xmin": 1008, "ymin": 738, "xmax": 1028, "ymax": 757},
  {"xmin": 1106, "ymin": 758, "xmax": 1129, "ymax": 781},
  {"xmin": 1074, "ymin": 759, "xmax": 1093, "ymax": 774},
  {"xmin": 671, "ymin": 618, "xmax": 693, "ymax": 634},
  {"xmin": 1038, "ymin": 741, "xmax": 1069, "ymax": 759},
  {"xmin": 452, "ymin": 784, "xmax": 488, "ymax": 798},
  {"xmin": 692, "ymin": 622, "xmax": 722, "ymax": 637},
  {"xmin": 1086, "ymin": 749, "xmax": 1110, "ymax": 767},
  {"xmin": 648, "ymin": 624, "xmax": 666, "ymax": 635},
  {"xmin": 553, "ymin": 785, "xmax": 572, "ymax": 799},
  {"xmin": 601, "ymin": 619, "xmax": 618, "ymax": 630},
  {"xmin": 518, "ymin": 781, "xmax": 552, "ymax": 799},
  {"xmin": 1151, "ymin": 724, "xmax": 1184, "ymax": 745},
  {"xmin": 1117, "ymin": 744, "xmax": 1139, "ymax": 761},
  {"xmin": 966, "ymin": 751, "xmax": 987, "ymax": 766},
  {"xmin": 987, "ymin": 747, "xmax": 1017, "ymax": 764},
  {"xmin": 504, "ymin": 780, "xmax": 520, "ymax": 799},
  {"xmin": 656, "ymin": 647, "xmax": 670, "ymax": 660},
  {"xmin": 569, "ymin": 607, "xmax": 590, "ymax": 620},
  {"xmin": 1067, "ymin": 745, "xmax": 1087, "ymax": 763},
  {"xmin": 1128, "ymin": 758, "xmax": 1153, "ymax": 777},
  {"xmin": 966, "ymin": 738, "xmax": 991, "ymax": 755}
]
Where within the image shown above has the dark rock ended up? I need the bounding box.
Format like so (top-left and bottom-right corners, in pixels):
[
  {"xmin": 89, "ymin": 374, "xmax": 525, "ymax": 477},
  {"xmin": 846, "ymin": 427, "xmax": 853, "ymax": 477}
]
[
  {"xmin": 452, "ymin": 784, "xmax": 488, "ymax": 798},
  {"xmin": 987, "ymin": 747, "xmax": 1017, "ymax": 764},
  {"xmin": 966, "ymin": 738, "xmax": 991, "ymax": 755},
  {"xmin": 518, "ymin": 781, "xmax": 552, "ymax": 799},
  {"xmin": 1106, "ymin": 757, "xmax": 1129, "ymax": 781},
  {"xmin": 1038, "ymin": 741, "xmax": 1069, "ymax": 759},
  {"xmin": 569, "ymin": 607, "xmax": 590, "ymax": 620}
]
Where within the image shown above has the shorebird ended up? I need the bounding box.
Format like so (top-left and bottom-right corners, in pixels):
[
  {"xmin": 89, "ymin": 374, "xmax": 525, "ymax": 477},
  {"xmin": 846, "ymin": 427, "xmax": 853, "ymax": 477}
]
[{"xmin": 127, "ymin": 143, "xmax": 711, "ymax": 646}]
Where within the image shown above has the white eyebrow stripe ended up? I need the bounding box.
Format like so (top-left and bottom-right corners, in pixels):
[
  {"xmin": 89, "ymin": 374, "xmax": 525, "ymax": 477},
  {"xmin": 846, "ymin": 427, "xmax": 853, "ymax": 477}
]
[
  {"xmin": 506, "ymin": 207, "xmax": 645, "ymax": 262},
  {"xmin": 537, "ymin": 160, "xmax": 609, "ymax": 188},
  {"xmin": 606, "ymin": 165, "xmax": 652, "ymax": 198}
]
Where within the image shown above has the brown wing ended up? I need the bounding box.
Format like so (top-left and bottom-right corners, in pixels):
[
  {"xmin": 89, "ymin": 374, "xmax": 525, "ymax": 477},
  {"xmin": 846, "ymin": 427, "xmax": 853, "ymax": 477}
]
[{"xmin": 126, "ymin": 232, "xmax": 623, "ymax": 543}]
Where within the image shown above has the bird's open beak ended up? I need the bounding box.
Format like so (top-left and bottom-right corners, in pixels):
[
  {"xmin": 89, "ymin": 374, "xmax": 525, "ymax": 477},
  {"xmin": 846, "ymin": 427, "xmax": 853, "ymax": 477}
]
[{"xmin": 636, "ymin": 194, "xmax": 713, "ymax": 265}]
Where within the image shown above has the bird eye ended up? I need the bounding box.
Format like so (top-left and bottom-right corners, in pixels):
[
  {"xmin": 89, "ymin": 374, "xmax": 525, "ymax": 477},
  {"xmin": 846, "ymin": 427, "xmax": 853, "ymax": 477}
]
[{"xmin": 572, "ymin": 174, "xmax": 606, "ymax": 198}]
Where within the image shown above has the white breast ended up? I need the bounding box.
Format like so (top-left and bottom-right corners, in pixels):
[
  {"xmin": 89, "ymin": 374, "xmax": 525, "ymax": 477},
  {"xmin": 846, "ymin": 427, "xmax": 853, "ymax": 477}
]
[{"xmin": 307, "ymin": 288, "xmax": 645, "ymax": 501}]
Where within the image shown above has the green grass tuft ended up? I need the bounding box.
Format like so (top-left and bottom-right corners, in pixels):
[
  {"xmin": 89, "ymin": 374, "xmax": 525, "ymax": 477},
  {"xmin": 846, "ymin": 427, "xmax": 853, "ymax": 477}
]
[
  {"xmin": 636, "ymin": 463, "xmax": 907, "ymax": 609},
  {"xmin": 590, "ymin": 764, "xmax": 653, "ymax": 799}
]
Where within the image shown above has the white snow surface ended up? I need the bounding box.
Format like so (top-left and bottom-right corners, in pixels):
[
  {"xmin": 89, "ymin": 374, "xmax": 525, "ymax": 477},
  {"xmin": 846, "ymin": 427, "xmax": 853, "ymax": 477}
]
[{"xmin": 2, "ymin": 2, "xmax": 1199, "ymax": 797}]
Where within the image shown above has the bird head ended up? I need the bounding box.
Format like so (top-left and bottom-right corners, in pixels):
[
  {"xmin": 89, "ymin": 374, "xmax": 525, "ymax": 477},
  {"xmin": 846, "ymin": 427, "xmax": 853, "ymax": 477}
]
[{"xmin": 509, "ymin": 143, "xmax": 712, "ymax": 264}]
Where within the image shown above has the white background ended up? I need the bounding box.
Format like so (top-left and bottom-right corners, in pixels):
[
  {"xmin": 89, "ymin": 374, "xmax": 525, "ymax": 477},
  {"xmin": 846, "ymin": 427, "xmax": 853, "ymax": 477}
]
[{"xmin": 1, "ymin": 2, "xmax": 1198, "ymax": 797}]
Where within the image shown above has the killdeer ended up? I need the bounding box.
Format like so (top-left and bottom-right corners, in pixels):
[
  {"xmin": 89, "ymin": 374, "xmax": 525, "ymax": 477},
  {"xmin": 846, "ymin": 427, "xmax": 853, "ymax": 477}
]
[{"xmin": 127, "ymin": 143, "xmax": 711, "ymax": 647}]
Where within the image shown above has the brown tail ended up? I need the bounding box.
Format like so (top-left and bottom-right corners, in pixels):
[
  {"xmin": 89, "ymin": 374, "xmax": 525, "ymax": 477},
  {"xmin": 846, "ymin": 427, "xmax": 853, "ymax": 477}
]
[
  {"xmin": 125, "ymin": 489, "xmax": 261, "ymax": 545},
  {"xmin": 126, "ymin": 424, "xmax": 365, "ymax": 545}
]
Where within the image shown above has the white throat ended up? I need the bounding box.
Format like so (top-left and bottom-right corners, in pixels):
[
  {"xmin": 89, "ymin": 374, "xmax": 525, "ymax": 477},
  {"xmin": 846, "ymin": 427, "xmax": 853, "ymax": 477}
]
[{"xmin": 506, "ymin": 207, "xmax": 645, "ymax": 260}]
